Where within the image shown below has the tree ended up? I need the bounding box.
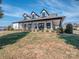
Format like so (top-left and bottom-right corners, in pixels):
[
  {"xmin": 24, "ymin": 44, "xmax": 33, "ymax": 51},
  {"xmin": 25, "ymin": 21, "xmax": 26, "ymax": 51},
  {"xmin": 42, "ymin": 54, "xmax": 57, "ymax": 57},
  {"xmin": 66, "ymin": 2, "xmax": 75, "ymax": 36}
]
[
  {"xmin": 5, "ymin": 26, "xmax": 14, "ymax": 31},
  {"xmin": 65, "ymin": 23, "xmax": 73, "ymax": 34},
  {"xmin": 0, "ymin": 10, "xmax": 3, "ymax": 18},
  {"xmin": 0, "ymin": 0, "xmax": 4, "ymax": 18}
]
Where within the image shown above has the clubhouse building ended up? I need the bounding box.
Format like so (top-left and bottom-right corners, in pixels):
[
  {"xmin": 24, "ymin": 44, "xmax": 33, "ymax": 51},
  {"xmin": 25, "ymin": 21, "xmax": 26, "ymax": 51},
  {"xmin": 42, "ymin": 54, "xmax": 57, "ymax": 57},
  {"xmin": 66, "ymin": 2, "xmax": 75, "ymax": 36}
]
[{"xmin": 12, "ymin": 9, "xmax": 65, "ymax": 32}]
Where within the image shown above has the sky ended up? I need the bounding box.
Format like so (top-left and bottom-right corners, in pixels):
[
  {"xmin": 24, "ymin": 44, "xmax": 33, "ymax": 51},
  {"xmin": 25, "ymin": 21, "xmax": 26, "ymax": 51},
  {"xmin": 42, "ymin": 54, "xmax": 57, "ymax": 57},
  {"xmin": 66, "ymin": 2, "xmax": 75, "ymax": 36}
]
[{"xmin": 0, "ymin": 0, "xmax": 79, "ymax": 26}]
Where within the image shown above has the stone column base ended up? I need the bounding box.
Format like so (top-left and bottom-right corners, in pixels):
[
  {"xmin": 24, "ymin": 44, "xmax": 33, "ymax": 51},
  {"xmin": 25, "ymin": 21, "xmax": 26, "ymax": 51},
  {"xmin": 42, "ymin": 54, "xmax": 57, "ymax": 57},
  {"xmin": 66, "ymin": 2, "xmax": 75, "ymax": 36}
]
[
  {"xmin": 44, "ymin": 29, "xmax": 47, "ymax": 32},
  {"xmin": 45, "ymin": 29, "xmax": 54, "ymax": 32}
]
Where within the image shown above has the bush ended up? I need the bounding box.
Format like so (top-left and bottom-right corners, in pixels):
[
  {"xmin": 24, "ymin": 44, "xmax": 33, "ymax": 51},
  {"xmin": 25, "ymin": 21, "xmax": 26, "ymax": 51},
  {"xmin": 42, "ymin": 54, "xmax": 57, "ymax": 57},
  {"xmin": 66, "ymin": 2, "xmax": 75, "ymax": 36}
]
[
  {"xmin": 65, "ymin": 23, "xmax": 73, "ymax": 34},
  {"xmin": 56, "ymin": 28, "xmax": 63, "ymax": 34},
  {"xmin": 6, "ymin": 26, "xmax": 14, "ymax": 31}
]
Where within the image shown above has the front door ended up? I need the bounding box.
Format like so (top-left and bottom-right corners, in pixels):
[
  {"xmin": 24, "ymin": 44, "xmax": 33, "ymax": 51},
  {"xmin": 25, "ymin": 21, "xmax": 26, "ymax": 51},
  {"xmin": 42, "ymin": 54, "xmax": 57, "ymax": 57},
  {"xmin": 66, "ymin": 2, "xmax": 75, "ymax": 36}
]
[{"xmin": 38, "ymin": 23, "xmax": 44, "ymax": 30}]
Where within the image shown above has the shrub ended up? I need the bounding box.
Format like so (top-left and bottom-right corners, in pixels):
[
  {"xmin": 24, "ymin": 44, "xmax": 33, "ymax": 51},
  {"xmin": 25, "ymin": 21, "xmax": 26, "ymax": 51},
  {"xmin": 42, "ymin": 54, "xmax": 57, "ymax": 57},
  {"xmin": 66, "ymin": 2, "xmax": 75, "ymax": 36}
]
[
  {"xmin": 6, "ymin": 26, "xmax": 14, "ymax": 31},
  {"xmin": 65, "ymin": 23, "xmax": 73, "ymax": 34},
  {"xmin": 56, "ymin": 28, "xmax": 63, "ymax": 34}
]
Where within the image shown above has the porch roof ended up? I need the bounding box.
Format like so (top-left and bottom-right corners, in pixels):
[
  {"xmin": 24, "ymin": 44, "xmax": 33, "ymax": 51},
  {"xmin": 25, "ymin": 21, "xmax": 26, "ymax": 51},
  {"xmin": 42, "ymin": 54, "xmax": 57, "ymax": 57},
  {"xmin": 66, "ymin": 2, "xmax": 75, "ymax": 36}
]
[{"xmin": 13, "ymin": 16, "xmax": 65, "ymax": 23}]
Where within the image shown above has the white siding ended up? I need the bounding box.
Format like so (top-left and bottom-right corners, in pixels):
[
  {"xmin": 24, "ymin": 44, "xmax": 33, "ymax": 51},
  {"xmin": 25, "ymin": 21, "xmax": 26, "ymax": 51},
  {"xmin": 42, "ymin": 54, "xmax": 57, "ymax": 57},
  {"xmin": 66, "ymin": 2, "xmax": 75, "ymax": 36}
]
[{"xmin": 12, "ymin": 23, "xmax": 19, "ymax": 30}]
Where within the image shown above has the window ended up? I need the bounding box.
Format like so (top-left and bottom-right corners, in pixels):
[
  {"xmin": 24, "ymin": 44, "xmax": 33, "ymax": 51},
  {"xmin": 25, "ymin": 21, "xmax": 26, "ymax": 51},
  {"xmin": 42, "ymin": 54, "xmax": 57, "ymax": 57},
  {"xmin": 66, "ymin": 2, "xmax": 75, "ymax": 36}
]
[
  {"xmin": 24, "ymin": 24, "xmax": 26, "ymax": 28},
  {"xmin": 46, "ymin": 23, "xmax": 51, "ymax": 29},
  {"xmin": 38, "ymin": 23, "xmax": 44, "ymax": 30},
  {"xmin": 32, "ymin": 14, "xmax": 35, "ymax": 19},
  {"xmin": 31, "ymin": 12, "xmax": 36, "ymax": 19},
  {"xmin": 34, "ymin": 23, "xmax": 37, "ymax": 29},
  {"xmin": 42, "ymin": 11, "xmax": 45, "ymax": 17}
]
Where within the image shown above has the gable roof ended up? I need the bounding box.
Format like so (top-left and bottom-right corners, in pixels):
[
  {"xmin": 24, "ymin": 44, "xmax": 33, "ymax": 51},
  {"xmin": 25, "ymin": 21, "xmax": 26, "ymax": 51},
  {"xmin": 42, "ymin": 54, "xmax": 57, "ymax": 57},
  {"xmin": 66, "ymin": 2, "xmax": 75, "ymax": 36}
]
[
  {"xmin": 40, "ymin": 9, "xmax": 49, "ymax": 16},
  {"xmin": 23, "ymin": 13, "xmax": 31, "ymax": 20},
  {"xmin": 31, "ymin": 11, "xmax": 40, "ymax": 18}
]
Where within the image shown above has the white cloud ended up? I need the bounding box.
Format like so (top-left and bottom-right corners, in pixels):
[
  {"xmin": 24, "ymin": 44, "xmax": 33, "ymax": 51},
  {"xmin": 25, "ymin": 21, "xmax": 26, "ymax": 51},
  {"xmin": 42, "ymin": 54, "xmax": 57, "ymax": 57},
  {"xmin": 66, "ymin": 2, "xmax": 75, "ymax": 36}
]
[
  {"xmin": 40, "ymin": 0, "xmax": 79, "ymax": 23},
  {"xmin": 1, "ymin": 4, "xmax": 29, "ymax": 18},
  {"xmin": 1, "ymin": 0, "xmax": 79, "ymax": 23}
]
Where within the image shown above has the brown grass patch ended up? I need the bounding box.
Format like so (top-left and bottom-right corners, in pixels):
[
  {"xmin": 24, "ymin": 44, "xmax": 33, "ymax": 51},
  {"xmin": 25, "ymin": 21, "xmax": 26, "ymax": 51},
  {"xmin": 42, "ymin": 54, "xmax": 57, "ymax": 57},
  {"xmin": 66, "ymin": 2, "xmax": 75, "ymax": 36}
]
[{"xmin": 0, "ymin": 31, "xmax": 79, "ymax": 59}]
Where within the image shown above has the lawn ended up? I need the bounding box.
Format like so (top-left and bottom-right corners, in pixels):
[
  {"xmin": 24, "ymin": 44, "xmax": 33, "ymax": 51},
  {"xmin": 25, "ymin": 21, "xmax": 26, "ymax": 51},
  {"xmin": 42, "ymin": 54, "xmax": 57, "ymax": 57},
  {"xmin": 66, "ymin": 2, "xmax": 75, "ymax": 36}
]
[
  {"xmin": 59, "ymin": 34, "xmax": 79, "ymax": 49},
  {"xmin": 0, "ymin": 31, "xmax": 79, "ymax": 59},
  {"xmin": 0, "ymin": 31, "xmax": 29, "ymax": 49}
]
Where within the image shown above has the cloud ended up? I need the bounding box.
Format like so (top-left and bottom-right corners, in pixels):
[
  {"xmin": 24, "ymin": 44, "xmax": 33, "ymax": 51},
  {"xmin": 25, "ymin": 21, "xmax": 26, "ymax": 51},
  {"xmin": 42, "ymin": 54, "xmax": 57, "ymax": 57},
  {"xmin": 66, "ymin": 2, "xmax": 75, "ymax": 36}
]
[
  {"xmin": 1, "ymin": 4, "xmax": 29, "ymax": 18},
  {"xmin": 1, "ymin": 0, "xmax": 79, "ymax": 24},
  {"xmin": 39, "ymin": 0, "xmax": 79, "ymax": 23}
]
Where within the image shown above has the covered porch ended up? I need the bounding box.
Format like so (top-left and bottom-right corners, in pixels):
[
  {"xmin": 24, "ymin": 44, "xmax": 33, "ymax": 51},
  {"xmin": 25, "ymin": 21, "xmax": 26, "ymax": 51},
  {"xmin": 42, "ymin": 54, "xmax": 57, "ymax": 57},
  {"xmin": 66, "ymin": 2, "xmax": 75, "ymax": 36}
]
[{"xmin": 20, "ymin": 18, "xmax": 64, "ymax": 32}]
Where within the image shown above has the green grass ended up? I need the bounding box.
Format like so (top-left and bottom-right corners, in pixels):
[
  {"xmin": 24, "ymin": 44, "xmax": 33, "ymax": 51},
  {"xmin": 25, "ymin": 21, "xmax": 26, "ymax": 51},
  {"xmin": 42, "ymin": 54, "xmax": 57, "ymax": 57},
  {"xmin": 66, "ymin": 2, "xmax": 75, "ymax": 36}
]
[
  {"xmin": 0, "ymin": 32, "xmax": 29, "ymax": 49},
  {"xmin": 59, "ymin": 34, "xmax": 79, "ymax": 49}
]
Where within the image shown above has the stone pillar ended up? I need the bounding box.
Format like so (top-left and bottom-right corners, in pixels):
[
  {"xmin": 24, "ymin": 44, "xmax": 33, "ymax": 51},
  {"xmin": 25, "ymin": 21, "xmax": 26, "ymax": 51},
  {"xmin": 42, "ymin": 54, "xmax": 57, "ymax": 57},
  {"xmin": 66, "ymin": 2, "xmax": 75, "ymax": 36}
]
[
  {"xmin": 26, "ymin": 23, "xmax": 28, "ymax": 31},
  {"xmin": 44, "ymin": 22, "xmax": 47, "ymax": 32},
  {"xmin": 37, "ymin": 23, "xmax": 39, "ymax": 32},
  {"xmin": 20, "ymin": 23, "xmax": 24, "ymax": 31},
  {"xmin": 26, "ymin": 24, "xmax": 28, "ymax": 31},
  {"xmin": 32, "ymin": 23, "xmax": 34, "ymax": 32},
  {"xmin": 50, "ymin": 21, "xmax": 53, "ymax": 32}
]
